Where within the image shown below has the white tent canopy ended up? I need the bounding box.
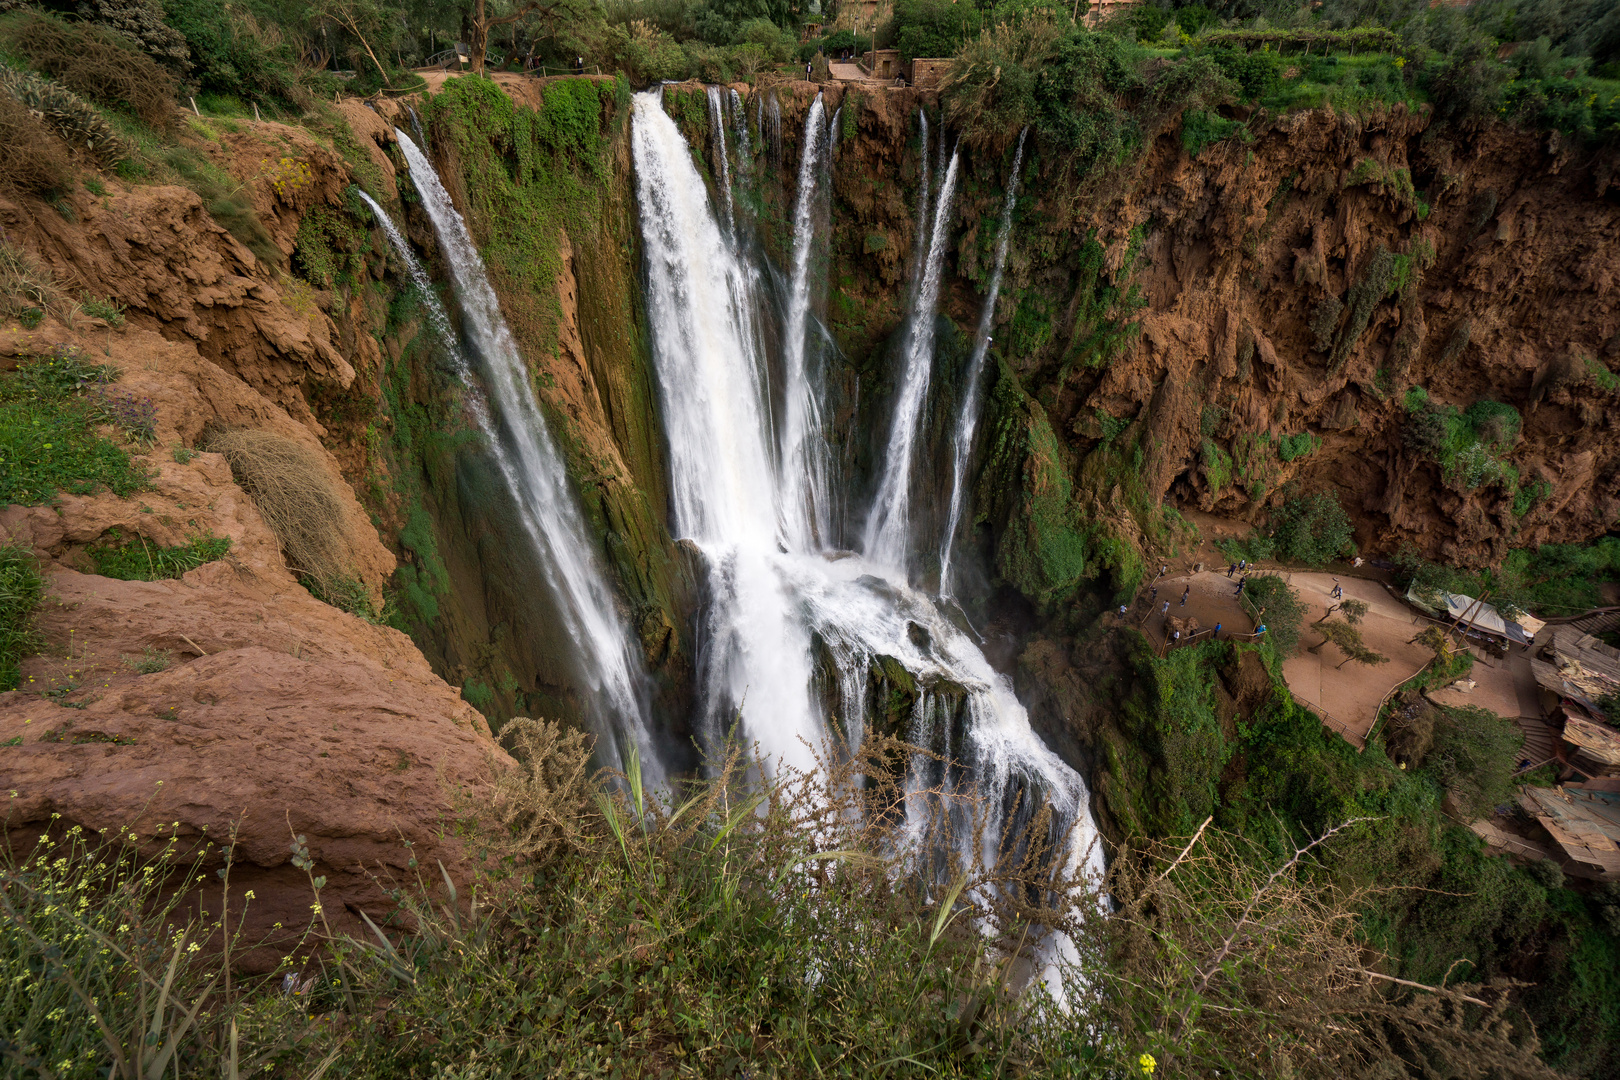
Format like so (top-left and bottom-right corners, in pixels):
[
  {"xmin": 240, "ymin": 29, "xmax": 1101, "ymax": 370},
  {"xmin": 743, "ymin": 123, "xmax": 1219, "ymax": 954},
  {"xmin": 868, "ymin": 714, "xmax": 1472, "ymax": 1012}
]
[{"xmin": 1406, "ymin": 587, "xmax": 1545, "ymax": 643}]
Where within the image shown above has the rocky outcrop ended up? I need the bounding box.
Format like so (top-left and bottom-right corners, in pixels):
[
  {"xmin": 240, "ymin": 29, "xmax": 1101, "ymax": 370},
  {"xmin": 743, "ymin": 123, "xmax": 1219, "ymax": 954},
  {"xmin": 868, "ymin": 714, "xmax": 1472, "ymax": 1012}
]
[{"xmin": 1, "ymin": 194, "xmax": 506, "ymax": 966}]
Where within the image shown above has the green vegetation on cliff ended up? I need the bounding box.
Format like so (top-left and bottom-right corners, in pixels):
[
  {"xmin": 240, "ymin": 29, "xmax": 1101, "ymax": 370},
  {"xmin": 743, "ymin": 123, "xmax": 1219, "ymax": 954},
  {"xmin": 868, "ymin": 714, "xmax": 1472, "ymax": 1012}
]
[
  {"xmin": 1091, "ymin": 627, "xmax": 1620, "ymax": 1076},
  {"xmin": 0, "ymin": 346, "xmax": 148, "ymax": 508}
]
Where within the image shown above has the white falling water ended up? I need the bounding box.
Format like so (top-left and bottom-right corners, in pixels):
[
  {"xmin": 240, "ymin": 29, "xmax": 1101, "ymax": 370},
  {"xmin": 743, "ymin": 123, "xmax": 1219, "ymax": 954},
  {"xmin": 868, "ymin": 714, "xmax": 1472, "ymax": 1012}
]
[
  {"xmin": 631, "ymin": 91, "xmax": 823, "ymax": 773},
  {"xmin": 705, "ymin": 86, "xmax": 734, "ymax": 237},
  {"xmin": 390, "ymin": 133, "xmax": 662, "ymax": 785},
  {"xmin": 630, "ymin": 93, "xmax": 1100, "ymax": 945},
  {"xmin": 940, "ymin": 128, "xmax": 1028, "ymax": 596},
  {"xmin": 862, "ymin": 144, "xmax": 961, "ymax": 576},
  {"xmin": 778, "ymin": 94, "xmax": 833, "ymax": 548}
]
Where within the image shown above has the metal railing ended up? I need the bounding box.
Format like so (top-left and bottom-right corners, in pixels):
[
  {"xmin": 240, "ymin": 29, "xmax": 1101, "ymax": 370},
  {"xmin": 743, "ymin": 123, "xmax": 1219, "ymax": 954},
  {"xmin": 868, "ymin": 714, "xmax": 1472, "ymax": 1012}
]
[{"xmin": 1294, "ymin": 695, "xmax": 1362, "ymax": 747}]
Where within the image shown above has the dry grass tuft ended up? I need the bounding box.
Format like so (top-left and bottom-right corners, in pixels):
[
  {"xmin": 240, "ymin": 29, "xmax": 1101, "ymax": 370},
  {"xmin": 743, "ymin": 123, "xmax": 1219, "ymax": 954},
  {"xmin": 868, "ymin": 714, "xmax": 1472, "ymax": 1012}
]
[
  {"xmin": 1, "ymin": 12, "xmax": 176, "ymax": 131},
  {"xmin": 0, "ymin": 241, "xmax": 77, "ymax": 325},
  {"xmin": 0, "ymin": 93, "xmax": 73, "ymax": 201},
  {"xmin": 204, "ymin": 428, "xmax": 357, "ymax": 599},
  {"xmin": 483, "ymin": 717, "xmax": 598, "ymax": 862}
]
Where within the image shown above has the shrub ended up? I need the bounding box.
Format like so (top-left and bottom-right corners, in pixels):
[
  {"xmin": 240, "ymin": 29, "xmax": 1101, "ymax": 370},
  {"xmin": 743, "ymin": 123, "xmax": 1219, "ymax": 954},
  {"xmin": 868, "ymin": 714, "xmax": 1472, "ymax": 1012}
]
[
  {"xmin": 0, "ymin": 542, "xmax": 43, "ymax": 690},
  {"xmin": 80, "ymin": 297, "xmax": 125, "ymax": 326},
  {"xmin": 0, "ymin": 65, "xmax": 128, "ymax": 173},
  {"xmin": 204, "ymin": 428, "xmax": 360, "ymax": 602},
  {"xmin": 1, "ymin": 12, "xmax": 177, "ymax": 131},
  {"xmin": 85, "ymin": 528, "xmax": 231, "ymax": 580},
  {"xmin": 1278, "ymin": 431, "xmax": 1321, "ymax": 462},
  {"xmin": 603, "ymin": 19, "xmax": 687, "ymax": 84},
  {"xmin": 1208, "ymin": 45, "xmax": 1283, "ymax": 102},
  {"xmin": 0, "ymin": 91, "xmax": 74, "ymax": 201},
  {"xmin": 160, "ymin": 0, "xmax": 306, "ymax": 106},
  {"xmin": 76, "ymin": 0, "xmax": 191, "ymax": 73},
  {"xmin": 1271, "ymin": 490, "xmax": 1355, "ymax": 566},
  {"xmin": 1426, "ymin": 703, "xmax": 1524, "ymax": 818},
  {"xmin": 894, "ymin": 0, "xmax": 978, "ymax": 61},
  {"xmin": 1180, "ymin": 108, "xmax": 1247, "ymax": 157}
]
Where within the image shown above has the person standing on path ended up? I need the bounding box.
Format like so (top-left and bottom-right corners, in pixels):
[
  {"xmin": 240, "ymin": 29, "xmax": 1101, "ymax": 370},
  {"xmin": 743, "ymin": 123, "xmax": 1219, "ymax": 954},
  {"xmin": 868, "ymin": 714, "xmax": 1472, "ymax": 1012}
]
[
  {"xmin": 1227, "ymin": 563, "xmax": 1236, "ymax": 578},
  {"xmin": 1150, "ymin": 585, "xmax": 1159, "ymax": 604},
  {"xmin": 1214, "ymin": 622, "xmax": 1222, "ymax": 639},
  {"xmin": 1118, "ymin": 604, "xmax": 1128, "ymax": 618},
  {"xmin": 1161, "ymin": 600, "xmax": 1170, "ymax": 618},
  {"xmin": 1180, "ymin": 586, "xmax": 1190, "ymax": 607},
  {"xmin": 1172, "ymin": 630, "xmax": 1181, "ymax": 648}
]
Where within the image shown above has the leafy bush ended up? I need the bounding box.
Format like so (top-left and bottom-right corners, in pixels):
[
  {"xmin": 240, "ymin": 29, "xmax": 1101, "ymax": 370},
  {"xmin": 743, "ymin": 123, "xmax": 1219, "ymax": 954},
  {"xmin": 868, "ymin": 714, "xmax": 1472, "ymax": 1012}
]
[
  {"xmin": 85, "ymin": 529, "xmax": 231, "ymax": 580},
  {"xmin": 603, "ymin": 19, "xmax": 687, "ymax": 84},
  {"xmin": 160, "ymin": 0, "xmax": 305, "ymax": 106},
  {"xmin": 1278, "ymin": 431, "xmax": 1321, "ymax": 462},
  {"xmin": 0, "ymin": 542, "xmax": 43, "ymax": 690},
  {"xmin": 894, "ymin": 0, "xmax": 979, "ymax": 61},
  {"xmin": 1271, "ymin": 490, "xmax": 1355, "ymax": 566},
  {"xmin": 1207, "ymin": 45, "xmax": 1283, "ymax": 102},
  {"xmin": 1180, "ymin": 108, "xmax": 1247, "ymax": 156}
]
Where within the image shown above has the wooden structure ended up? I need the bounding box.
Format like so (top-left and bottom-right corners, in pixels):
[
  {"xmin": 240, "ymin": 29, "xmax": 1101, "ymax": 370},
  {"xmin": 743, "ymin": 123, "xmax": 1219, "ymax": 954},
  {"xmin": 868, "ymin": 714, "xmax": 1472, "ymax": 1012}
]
[
  {"xmin": 1531, "ymin": 627, "xmax": 1620, "ymax": 722},
  {"xmin": 1517, "ymin": 785, "xmax": 1620, "ymax": 879}
]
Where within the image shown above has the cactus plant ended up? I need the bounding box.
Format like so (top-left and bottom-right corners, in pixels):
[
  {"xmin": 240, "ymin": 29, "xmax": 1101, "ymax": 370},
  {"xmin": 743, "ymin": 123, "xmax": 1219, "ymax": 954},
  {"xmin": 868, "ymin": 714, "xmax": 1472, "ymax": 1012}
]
[{"xmin": 0, "ymin": 64, "xmax": 130, "ymax": 166}]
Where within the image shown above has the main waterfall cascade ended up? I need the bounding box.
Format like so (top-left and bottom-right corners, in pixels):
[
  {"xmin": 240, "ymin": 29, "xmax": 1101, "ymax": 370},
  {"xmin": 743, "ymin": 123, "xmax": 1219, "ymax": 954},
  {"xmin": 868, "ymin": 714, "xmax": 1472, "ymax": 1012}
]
[
  {"xmin": 940, "ymin": 128, "xmax": 1030, "ymax": 596},
  {"xmin": 630, "ymin": 88, "xmax": 1101, "ymax": 948},
  {"xmin": 390, "ymin": 132, "xmax": 664, "ymax": 786}
]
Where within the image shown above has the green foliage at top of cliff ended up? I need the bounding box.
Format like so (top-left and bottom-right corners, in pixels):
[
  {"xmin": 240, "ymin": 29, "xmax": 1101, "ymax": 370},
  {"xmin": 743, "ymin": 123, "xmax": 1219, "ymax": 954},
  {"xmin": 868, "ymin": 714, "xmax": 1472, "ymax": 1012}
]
[{"xmin": 425, "ymin": 74, "xmax": 622, "ymax": 358}]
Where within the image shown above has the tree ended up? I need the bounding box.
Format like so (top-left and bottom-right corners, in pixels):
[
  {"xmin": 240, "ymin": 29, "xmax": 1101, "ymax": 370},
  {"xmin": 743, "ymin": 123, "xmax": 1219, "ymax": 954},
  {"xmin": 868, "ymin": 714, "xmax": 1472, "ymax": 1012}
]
[
  {"xmin": 1241, "ymin": 573, "xmax": 1308, "ymax": 657},
  {"xmin": 1310, "ymin": 618, "xmax": 1390, "ymax": 670},
  {"xmin": 1271, "ymin": 490, "xmax": 1355, "ymax": 566},
  {"xmin": 1313, "ymin": 597, "xmax": 1369, "ymax": 625},
  {"xmin": 309, "ymin": 0, "xmax": 404, "ymax": 85}
]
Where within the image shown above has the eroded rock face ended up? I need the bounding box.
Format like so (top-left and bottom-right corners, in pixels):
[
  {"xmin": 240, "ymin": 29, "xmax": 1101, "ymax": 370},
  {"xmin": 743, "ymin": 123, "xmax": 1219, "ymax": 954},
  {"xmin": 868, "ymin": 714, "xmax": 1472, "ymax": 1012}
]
[{"xmin": 0, "ymin": 275, "xmax": 506, "ymax": 969}]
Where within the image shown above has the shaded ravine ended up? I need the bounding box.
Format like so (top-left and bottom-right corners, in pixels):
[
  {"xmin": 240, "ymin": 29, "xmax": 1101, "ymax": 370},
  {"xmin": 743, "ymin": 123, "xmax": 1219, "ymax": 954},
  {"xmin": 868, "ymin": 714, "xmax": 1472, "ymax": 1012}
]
[{"xmin": 391, "ymin": 133, "xmax": 664, "ymax": 784}]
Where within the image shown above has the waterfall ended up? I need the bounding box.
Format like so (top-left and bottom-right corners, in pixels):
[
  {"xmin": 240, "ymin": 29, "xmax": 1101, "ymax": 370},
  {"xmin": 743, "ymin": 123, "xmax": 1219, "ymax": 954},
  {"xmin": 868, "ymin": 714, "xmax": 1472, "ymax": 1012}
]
[
  {"xmin": 862, "ymin": 144, "xmax": 961, "ymax": 576},
  {"xmin": 705, "ymin": 86, "xmax": 734, "ymax": 237},
  {"xmin": 731, "ymin": 89, "xmax": 752, "ymax": 191},
  {"xmin": 631, "ymin": 90, "xmax": 823, "ymax": 772},
  {"xmin": 778, "ymin": 94, "xmax": 832, "ymax": 549},
  {"xmin": 767, "ymin": 94, "xmax": 783, "ymax": 173},
  {"xmin": 940, "ymin": 128, "xmax": 1028, "ymax": 596},
  {"xmin": 390, "ymin": 133, "xmax": 662, "ymax": 784},
  {"xmin": 630, "ymin": 91, "xmax": 1100, "ymax": 932},
  {"xmin": 405, "ymin": 104, "xmax": 426, "ymax": 149}
]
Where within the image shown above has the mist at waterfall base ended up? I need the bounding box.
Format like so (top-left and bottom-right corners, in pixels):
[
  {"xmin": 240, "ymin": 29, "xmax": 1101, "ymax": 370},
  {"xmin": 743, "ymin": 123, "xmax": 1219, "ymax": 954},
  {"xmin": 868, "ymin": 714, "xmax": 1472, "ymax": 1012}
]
[
  {"xmin": 630, "ymin": 89, "xmax": 1101, "ymax": 993},
  {"xmin": 387, "ymin": 133, "xmax": 665, "ymax": 788}
]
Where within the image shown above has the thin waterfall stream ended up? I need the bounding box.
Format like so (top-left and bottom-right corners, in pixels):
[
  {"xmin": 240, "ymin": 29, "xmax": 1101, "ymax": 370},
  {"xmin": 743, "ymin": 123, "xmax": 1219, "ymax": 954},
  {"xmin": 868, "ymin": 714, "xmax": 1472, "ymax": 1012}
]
[
  {"xmin": 391, "ymin": 132, "xmax": 663, "ymax": 784},
  {"xmin": 940, "ymin": 128, "xmax": 1029, "ymax": 596},
  {"xmin": 629, "ymin": 91, "xmax": 1100, "ymax": 974},
  {"xmin": 863, "ymin": 139, "xmax": 961, "ymax": 576}
]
